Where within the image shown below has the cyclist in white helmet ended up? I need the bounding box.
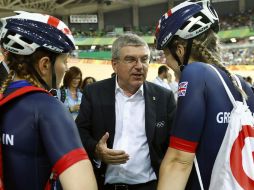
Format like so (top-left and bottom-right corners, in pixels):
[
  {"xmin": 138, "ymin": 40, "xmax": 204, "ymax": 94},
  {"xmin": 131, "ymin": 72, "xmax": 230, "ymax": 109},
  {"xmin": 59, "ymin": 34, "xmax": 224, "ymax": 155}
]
[
  {"xmin": 0, "ymin": 11, "xmax": 97, "ymax": 190},
  {"xmin": 155, "ymin": 0, "xmax": 254, "ymax": 189}
]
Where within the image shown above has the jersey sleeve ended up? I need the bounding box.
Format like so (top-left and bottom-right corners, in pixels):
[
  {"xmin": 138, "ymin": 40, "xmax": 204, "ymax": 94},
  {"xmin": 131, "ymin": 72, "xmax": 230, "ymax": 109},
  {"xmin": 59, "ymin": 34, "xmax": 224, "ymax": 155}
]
[
  {"xmin": 37, "ymin": 94, "xmax": 88, "ymax": 175},
  {"xmin": 170, "ymin": 63, "xmax": 207, "ymax": 153}
]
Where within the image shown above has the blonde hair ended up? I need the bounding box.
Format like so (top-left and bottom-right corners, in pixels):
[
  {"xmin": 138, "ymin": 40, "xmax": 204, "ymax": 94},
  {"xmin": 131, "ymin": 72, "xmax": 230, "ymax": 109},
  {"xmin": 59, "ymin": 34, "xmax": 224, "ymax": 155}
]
[
  {"xmin": 170, "ymin": 29, "xmax": 247, "ymax": 98},
  {"xmin": 0, "ymin": 67, "xmax": 42, "ymax": 94},
  {"xmin": 0, "ymin": 49, "xmax": 57, "ymax": 94}
]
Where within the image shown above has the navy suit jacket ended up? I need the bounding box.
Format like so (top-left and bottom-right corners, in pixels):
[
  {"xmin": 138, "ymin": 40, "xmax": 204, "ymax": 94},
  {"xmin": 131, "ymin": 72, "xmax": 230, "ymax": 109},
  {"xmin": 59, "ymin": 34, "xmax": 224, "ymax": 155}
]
[{"xmin": 76, "ymin": 77, "xmax": 176, "ymax": 185}]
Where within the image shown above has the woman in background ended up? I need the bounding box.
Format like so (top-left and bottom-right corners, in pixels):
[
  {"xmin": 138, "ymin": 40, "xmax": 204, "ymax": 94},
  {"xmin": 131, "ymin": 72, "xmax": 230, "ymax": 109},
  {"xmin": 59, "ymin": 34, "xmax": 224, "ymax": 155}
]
[
  {"xmin": 81, "ymin": 76, "xmax": 96, "ymax": 90},
  {"xmin": 58, "ymin": 66, "xmax": 83, "ymax": 120}
]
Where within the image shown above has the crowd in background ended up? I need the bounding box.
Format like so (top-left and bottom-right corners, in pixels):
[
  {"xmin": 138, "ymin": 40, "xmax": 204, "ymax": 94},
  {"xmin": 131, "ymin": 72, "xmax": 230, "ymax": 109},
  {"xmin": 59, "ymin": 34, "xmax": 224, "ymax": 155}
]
[
  {"xmin": 151, "ymin": 46, "xmax": 254, "ymax": 66},
  {"xmin": 220, "ymin": 8, "xmax": 254, "ymax": 30},
  {"xmin": 221, "ymin": 47, "xmax": 254, "ymax": 65},
  {"xmin": 72, "ymin": 8, "xmax": 254, "ymax": 39},
  {"xmin": 71, "ymin": 8, "xmax": 254, "ymax": 66}
]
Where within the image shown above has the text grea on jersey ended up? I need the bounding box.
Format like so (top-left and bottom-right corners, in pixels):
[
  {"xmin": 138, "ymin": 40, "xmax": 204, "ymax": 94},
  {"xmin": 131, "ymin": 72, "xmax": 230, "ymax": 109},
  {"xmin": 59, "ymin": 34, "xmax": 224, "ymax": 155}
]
[{"xmin": 216, "ymin": 111, "xmax": 254, "ymax": 124}]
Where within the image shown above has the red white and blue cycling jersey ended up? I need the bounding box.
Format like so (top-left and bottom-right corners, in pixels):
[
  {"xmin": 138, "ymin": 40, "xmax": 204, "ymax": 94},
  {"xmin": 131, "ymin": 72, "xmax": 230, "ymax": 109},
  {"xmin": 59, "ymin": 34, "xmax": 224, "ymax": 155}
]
[
  {"xmin": 0, "ymin": 80, "xmax": 88, "ymax": 190},
  {"xmin": 169, "ymin": 62, "xmax": 254, "ymax": 190}
]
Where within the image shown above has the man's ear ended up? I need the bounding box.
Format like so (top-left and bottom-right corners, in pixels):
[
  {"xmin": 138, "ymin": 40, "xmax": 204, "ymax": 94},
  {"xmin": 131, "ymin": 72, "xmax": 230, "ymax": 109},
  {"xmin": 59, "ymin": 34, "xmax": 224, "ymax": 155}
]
[
  {"xmin": 37, "ymin": 56, "xmax": 51, "ymax": 76},
  {"xmin": 111, "ymin": 59, "xmax": 118, "ymax": 73}
]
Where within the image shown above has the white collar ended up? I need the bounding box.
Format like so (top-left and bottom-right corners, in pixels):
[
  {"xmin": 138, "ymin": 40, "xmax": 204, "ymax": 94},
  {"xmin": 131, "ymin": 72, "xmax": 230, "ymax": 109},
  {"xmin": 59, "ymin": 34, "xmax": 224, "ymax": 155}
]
[{"xmin": 115, "ymin": 75, "xmax": 144, "ymax": 97}]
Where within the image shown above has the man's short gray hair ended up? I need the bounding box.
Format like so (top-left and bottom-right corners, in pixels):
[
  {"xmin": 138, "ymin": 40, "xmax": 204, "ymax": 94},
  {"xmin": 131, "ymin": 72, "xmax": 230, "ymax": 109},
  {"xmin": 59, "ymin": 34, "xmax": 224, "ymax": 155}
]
[{"xmin": 111, "ymin": 33, "xmax": 149, "ymax": 60}]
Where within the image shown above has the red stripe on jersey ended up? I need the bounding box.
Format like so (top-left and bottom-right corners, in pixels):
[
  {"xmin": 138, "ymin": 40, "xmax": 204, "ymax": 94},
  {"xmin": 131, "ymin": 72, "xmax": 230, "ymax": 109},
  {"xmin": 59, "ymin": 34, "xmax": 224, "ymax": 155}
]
[
  {"xmin": 53, "ymin": 148, "xmax": 88, "ymax": 176},
  {"xmin": 169, "ymin": 136, "xmax": 198, "ymax": 153},
  {"xmin": 45, "ymin": 148, "xmax": 88, "ymax": 190},
  {"xmin": 0, "ymin": 86, "xmax": 50, "ymax": 105},
  {"xmin": 47, "ymin": 16, "xmax": 60, "ymax": 28}
]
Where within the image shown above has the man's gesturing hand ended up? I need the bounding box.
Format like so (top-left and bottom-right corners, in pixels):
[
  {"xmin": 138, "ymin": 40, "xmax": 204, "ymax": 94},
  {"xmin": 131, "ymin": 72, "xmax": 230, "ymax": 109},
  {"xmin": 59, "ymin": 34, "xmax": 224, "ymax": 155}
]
[{"xmin": 95, "ymin": 132, "xmax": 129, "ymax": 165}]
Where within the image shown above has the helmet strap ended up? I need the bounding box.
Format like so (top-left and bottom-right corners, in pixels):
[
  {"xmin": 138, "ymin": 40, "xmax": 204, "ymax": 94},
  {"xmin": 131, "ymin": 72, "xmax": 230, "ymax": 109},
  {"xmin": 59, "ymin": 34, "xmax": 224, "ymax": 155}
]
[
  {"xmin": 28, "ymin": 65, "xmax": 50, "ymax": 90},
  {"xmin": 48, "ymin": 56, "xmax": 58, "ymax": 97},
  {"xmin": 29, "ymin": 56, "xmax": 57, "ymax": 94},
  {"xmin": 169, "ymin": 48, "xmax": 183, "ymax": 71},
  {"xmin": 182, "ymin": 39, "xmax": 193, "ymax": 70},
  {"xmin": 168, "ymin": 38, "xmax": 193, "ymax": 72},
  {"xmin": 50, "ymin": 56, "xmax": 57, "ymax": 89}
]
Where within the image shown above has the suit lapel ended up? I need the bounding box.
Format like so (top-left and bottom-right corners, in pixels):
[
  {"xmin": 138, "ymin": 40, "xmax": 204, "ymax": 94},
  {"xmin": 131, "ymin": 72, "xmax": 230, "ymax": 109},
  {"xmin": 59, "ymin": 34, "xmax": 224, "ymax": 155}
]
[
  {"xmin": 144, "ymin": 82, "xmax": 156, "ymax": 144},
  {"xmin": 101, "ymin": 77, "xmax": 116, "ymax": 148}
]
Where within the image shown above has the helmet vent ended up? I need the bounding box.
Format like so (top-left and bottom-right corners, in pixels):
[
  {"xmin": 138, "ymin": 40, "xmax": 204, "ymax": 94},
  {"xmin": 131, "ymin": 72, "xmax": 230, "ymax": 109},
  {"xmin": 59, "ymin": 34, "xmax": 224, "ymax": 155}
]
[
  {"xmin": 189, "ymin": 12, "xmax": 210, "ymax": 32},
  {"xmin": 180, "ymin": 21, "xmax": 190, "ymax": 30},
  {"xmin": 12, "ymin": 42, "xmax": 24, "ymax": 50},
  {"xmin": 190, "ymin": 24, "xmax": 201, "ymax": 32},
  {"xmin": 209, "ymin": 6, "xmax": 218, "ymax": 18},
  {"xmin": 20, "ymin": 36, "xmax": 33, "ymax": 44}
]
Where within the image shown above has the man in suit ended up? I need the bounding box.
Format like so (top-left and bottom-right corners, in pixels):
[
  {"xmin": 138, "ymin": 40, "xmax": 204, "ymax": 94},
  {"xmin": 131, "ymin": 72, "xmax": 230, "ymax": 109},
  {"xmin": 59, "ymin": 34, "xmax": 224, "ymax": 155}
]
[
  {"xmin": 76, "ymin": 33, "xmax": 176, "ymax": 190},
  {"xmin": 0, "ymin": 47, "xmax": 9, "ymax": 87}
]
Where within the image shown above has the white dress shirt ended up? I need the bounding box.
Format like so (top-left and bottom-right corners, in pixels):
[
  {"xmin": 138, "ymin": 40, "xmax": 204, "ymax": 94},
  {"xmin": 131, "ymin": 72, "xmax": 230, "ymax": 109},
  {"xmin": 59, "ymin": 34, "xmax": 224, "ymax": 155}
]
[
  {"xmin": 153, "ymin": 76, "xmax": 171, "ymax": 91},
  {"xmin": 169, "ymin": 81, "xmax": 178, "ymax": 102},
  {"xmin": 105, "ymin": 79, "xmax": 156, "ymax": 184}
]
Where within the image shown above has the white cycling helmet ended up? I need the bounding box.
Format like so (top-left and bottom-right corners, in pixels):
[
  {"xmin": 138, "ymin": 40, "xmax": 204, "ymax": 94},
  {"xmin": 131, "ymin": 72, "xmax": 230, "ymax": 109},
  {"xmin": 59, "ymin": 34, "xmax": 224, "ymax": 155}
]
[
  {"xmin": 155, "ymin": 0, "xmax": 219, "ymax": 50},
  {"xmin": 0, "ymin": 11, "xmax": 75, "ymax": 55}
]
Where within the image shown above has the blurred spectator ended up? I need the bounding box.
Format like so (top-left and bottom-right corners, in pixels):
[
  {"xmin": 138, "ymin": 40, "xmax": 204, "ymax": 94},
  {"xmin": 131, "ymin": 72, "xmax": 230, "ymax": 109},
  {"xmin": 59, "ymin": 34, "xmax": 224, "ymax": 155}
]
[
  {"xmin": 245, "ymin": 76, "xmax": 253, "ymax": 87},
  {"xmin": 57, "ymin": 66, "xmax": 83, "ymax": 120},
  {"xmin": 81, "ymin": 76, "xmax": 96, "ymax": 90},
  {"xmin": 153, "ymin": 65, "xmax": 172, "ymax": 91}
]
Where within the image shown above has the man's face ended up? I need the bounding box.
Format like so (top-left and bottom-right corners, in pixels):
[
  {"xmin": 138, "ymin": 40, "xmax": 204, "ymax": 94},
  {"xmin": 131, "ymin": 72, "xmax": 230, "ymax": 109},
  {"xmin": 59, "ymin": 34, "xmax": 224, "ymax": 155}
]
[
  {"xmin": 112, "ymin": 45, "xmax": 150, "ymax": 94},
  {"xmin": 163, "ymin": 70, "xmax": 169, "ymax": 79}
]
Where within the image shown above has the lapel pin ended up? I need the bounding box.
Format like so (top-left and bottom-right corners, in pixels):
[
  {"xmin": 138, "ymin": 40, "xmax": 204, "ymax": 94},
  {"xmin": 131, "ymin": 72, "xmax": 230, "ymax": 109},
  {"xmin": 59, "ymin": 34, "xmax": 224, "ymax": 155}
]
[{"xmin": 153, "ymin": 96, "xmax": 156, "ymax": 101}]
